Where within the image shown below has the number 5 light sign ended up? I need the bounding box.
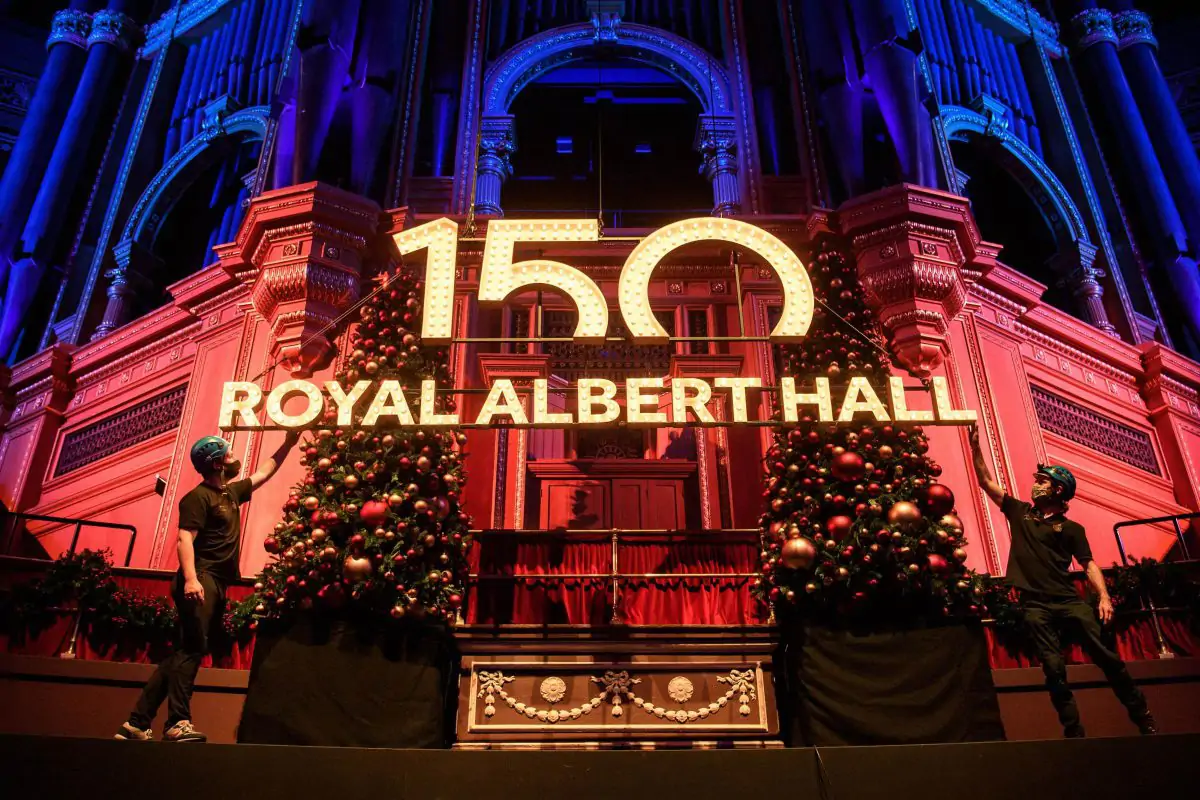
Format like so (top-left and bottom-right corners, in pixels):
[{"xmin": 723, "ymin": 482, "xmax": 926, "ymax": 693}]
[{"xmin": 218, "ymin": 217, "xmax": 977, "ymax": 431}]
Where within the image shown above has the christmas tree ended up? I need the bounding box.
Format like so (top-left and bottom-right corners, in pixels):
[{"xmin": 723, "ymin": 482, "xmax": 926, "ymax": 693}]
[
  {"xmin": 248, "ymin": 269, "xmax": 472, "ymax": 628},
  {"xmin": 755, "ymin": 241, "xmax": 982, "ymax": 625}
]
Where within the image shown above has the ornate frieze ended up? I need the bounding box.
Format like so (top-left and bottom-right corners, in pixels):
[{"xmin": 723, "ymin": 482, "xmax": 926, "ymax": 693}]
[
  {"xmin": 1030, "ymin": 385, "xmax": 1159, "ymax": 475},
  {"xmin": 1070, "ymin": 9, "xmax": 1117, "ymax": 51},
  {"xmin": 53, "ymin": 385, "xmax": 187, "ymax": 477}
]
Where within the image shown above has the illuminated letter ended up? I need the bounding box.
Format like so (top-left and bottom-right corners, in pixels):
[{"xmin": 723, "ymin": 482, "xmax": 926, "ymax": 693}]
[
  {"xmin": 837, "ymin": 377, "xmax": 891, "ymax": 423},
  {"xmin": 361, "ymin": 380, "xmax": 416, "ymax": 427},
  {"xmin": 393, "ymin": 218, "xmax": 460, "ymax": 344},
  {"xmin": 533, "ymin": 379, "xmax": 573, "ymax": 426},
  {"xmin": 478, "ymin": 219, "xmax": 607, "ymax": 343},
  {"xmin": 671, "ymin": 378, "xmax": 715, "ymax": 424},
  {"xmin": 888, "ymin": 377, "xmax": 935, "ymax": 423},
  {"xmin": 626, "ymin": 377, "xmax": 668, "ymax": 424},
  {"xmin": 780, "ymin": 377, "xmax": 833, "ymax": 423},
  {"xmin": 419, "ymin": 380, "xmax": 459, "ymax": 426},
  {"xmin": 220, "ymin": 381, "xmax": 263, "ymax": 429},
  {"xmin": 577, "ymin": 378, "xmax": 620, "ymax": 424},
  {"xmin": 266, "ymin": 380, "xmax": 324, "ymax": 429},
  {"xmin": 325, "ymin": 380, "xmax": 372, "ymax": 426},
  {"xmin": 932, "ymin": 377, "xmax": 977, "ymax": 423},
  {"xmin": 620, "ymin": 218, "xmax": 814, "ymax": 343},
  {"xmin": 475, "ymin": 379, "xmax": 529, "ymax": 425},
  {"xmin": 714, "ymin": 377, "xmax": 762, "ymax": 422}
]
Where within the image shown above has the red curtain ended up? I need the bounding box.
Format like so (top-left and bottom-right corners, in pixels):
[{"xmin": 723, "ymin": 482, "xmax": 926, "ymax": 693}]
[{"xmin": 985, "ymin": 613, "xmax": 1200, "ymax": 669}]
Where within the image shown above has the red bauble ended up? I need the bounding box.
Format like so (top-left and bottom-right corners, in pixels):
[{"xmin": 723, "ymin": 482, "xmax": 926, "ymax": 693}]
[
  {"xmin": 887, "ymin": 501, "xmax": 923, "ymax": 529},
  {"xmin": 359, "ymin": 499, "xmax": 389, "ymax": 526},
  {"xmin": 264, "ymin": 537, "xmax": 280, "ymax": 554},
  {"xmin": 781, "ymin": 537, "xmax": 818, "ymax": 570},
  {"xmin": 927, "ymin": 554, "xmax": 950, "ymax": 575},
  {"xmin": 825, "ymin": 515, "xmax": 854, "ymax": 540},
  {"xmin": 830, "ymin": 451, "xmax": 865, "ymax": 482},
  {"xmin": 922, "ymin": 484, "xmax": 955, "ymax": 517}
]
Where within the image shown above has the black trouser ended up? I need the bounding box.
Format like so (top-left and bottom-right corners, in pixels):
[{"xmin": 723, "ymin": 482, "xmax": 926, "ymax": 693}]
[
  {"xmin": 1022, "ymin": 594, "xmax": 1149, "ymax": 735},
  {"xmin": 128, "ymin": 572, "xmax": 225, "ymax": 730}
]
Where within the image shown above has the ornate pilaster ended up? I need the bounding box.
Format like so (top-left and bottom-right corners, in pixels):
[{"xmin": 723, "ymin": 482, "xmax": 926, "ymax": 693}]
[
  {"xmin": 92, "ymin": 240, "xmax": 159, "ymax": 340},
  {"xmin": 1139, "ymin": 343, "xmax": 1200, "ymax": 524},
  {"xmin": 1046, "ymin": 240, "xmax": 1117, "ymax": 335},
  {"xmin": 837, "ymin": 184, "xmax": 1001, "ymax": 378},
  {"xmin": 695, "ymin": 116, "xmax": 740, "ymax": 217},
  {"xmin": 214, "ymin": 182, "xmax": 382, "ymax": 377},
  {"xmin": 474, "ymin": 115, "xmax": 516, "ymax": 217},
  {"xmin": 0, "ymin": 343, "xmax": 75, "ymax": 513}
]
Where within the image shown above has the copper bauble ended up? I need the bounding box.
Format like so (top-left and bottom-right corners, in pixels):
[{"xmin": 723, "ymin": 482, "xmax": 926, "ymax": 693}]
[
  {"xmin": 343, "ymin": 475, "xmax": 360, "ymax": 489},
  {"xmin": 826, "ymin": 514, "xmax": 854, "ymax": 540},
  {"xmin": 342, "ymin": 554, "xmax": 373, "ymax": 581},
  {"xmin": 953, "ymin": 547, "xmax": 968, "ymax": 561},
  {"xmin": 302, "ymin": 496, "xmax": 320, "ymax": 511},
  {"xmin": 922, "ymin": 484, "xmax": 955, "ymax": 517},
  {"xmin": 830, "ymin": 451, "xmax": 866, "ymax": 482},
  {"xmin": 780, "ymin": 537, "xmax": 817, "ymax": 570},
  {"xmin": 941, "ymin": 514, "xmax": 964, "ymax": 533},
  {"xmin": 887, "ymin": 501, "xmax": 923, "ymax": 529}
]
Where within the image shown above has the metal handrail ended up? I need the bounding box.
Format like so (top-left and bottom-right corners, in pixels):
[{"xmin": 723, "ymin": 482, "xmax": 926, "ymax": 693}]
[
  {"xmin": 0, "ymin": 509, "xmax": 137, "ymax": 567},
  {"xmin": 1113, "ymin": 510, "xmax": 1197, "ymax": 567}
]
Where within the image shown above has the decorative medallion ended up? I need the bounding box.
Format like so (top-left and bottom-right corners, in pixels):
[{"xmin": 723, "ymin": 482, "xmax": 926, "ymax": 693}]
[
  {"xmin": 539, "ymin": 676, "xmax": 567, "ymax": 704},
  {"xmin": 668, "ymin": 676, "xmax": 694, "ymax": 703}
]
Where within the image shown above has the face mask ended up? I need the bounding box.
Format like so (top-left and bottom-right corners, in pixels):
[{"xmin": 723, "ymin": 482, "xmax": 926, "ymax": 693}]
[
  {"xmin": 1031, "ymin": 483, "xmax": 1052, "ymax": 501},
  {"xmin": 223, "ymin": 459, "xmax": 242, "ymax": 479}
]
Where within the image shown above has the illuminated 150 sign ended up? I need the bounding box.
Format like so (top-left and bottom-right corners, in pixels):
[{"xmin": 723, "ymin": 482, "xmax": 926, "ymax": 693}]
[{"xmin": 218, "ymin": 218, "xmax": 977, "ymax": 430}]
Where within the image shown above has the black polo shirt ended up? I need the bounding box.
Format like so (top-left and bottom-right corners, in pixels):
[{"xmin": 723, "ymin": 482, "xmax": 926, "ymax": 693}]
[{"xmin": 1001, "ymin": 495, "xmax": 1092, "ymax": 598}]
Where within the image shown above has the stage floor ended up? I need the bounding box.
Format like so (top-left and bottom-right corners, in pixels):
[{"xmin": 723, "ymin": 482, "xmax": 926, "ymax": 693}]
[{"xmin": 2, "ymin": 732, "xmax": 1195, "ymax": 799}]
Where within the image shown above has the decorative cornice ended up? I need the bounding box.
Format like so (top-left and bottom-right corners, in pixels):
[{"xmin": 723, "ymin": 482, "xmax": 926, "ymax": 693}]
[
  {"xmin": 88, "ymin": 10, "xmax": 143, "ymax": 52},
  {"xmin": 1070, "ymin": 9, "xmax": 1117, "ymax": 52},
  {"xmin": 143, "ymin": 0, "xmax": 238, "ymax": 56},
  {"xmin": 1114, "ymin": 10, "xmax": 1157, "ymax": 51},
  {"xmin": 47, "ymin": 9, "xmax": 92, "ymax": 50}
]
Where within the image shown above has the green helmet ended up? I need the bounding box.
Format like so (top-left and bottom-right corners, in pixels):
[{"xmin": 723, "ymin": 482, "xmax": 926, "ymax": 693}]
[
  {"xmin": 1036, "ymin": 464, "xmax": 1076, "ymax": 501},
  {"xmin": 190, "ymin": 436, "xmax": 229, "ymax": 474}
]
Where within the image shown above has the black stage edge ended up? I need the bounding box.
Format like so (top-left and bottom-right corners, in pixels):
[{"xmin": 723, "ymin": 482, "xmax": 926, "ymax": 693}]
[{"xmin": 3, "ymin": 733, "xmax": 1196, "ymax": 800}]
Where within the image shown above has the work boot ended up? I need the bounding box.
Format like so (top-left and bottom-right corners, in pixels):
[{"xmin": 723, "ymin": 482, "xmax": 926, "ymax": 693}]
[
  {"xmin": 1135, "ymin": 714, "xmax": 1158, "ymax": 735},
  {"xmin": 114, "ymin": 721, "xmax": 153, "ymax": 741},
  {"xmin": 1064, "ymin": 724, "xmax": 1086, "ymax": 738},
  {"xmin": 162, "ymin": 719, "xmax": 207, "ymax": 742}
]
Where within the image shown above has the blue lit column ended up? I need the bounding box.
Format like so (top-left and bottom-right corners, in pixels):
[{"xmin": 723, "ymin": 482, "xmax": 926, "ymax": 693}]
[
  {"xmin": 473, "ymin": 115, "xmax": 515, "ymax": 217},
  {"xmin": 696, "ymin": 116, "xmax": 740, "ymax": 217},
  {"xmin": 0, "ymin": 6, "xmax": 92, "ymax": 276},
  {"xmin": 1112, "ymin": 6, "xmax": 1200, "ymax": 257},
  {"xmin": 1063, "ymin": 4, "xmax": 1200, "ymax": 348}
]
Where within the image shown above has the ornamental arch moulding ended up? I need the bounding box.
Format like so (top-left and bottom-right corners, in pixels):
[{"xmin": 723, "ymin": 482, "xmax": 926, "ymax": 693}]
[{"xmin": 472, "ymin": 22, "xmax": 740, "ymax": 216}]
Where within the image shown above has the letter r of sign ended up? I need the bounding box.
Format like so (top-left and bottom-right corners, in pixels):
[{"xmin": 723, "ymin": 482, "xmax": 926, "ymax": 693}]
[{"xmin": 393, "ymin": 217, "xmax": 815, "ymax": 345}]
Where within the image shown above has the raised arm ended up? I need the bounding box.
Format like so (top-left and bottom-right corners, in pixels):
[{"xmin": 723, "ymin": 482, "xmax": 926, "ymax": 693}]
[
  {"xmin": 968, "ymin": 425, "xmax": 1005, "ymax": 507},
  {"xmin": 249, "ymin": 429, "xmax": 301, "ymax": 490}
]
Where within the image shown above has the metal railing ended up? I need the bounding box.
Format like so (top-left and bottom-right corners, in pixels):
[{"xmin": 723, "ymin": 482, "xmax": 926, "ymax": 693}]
[
  {"xmin": 1111, "ymin": 511, "xmax": 1199, "ymax": 659},
  {"xmin": 467, "ymin": 528, "xmax": 761, "ymax": 625},
  {"xmin": 0, "ymin": 509, "xmax": 137, "ymax": 567}
]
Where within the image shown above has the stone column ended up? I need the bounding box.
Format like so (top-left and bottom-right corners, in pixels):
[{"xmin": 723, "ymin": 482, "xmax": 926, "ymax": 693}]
[
  {"xmin": 1062, "ymin": 5, "xmax": 1200, "ymax": 350},
  {"xmin": 1046, "ymin": 240, "xmax": 1117, "ymax": 335},
  {"xmin": 214, "ymin": 182, "xmax": 383, "ymax": 377},
  {"xmin": 695, "ymin": 116, "xmax": 740, "ymax": 216},
  {"xmin": 1113, "ymin": 6, "xmax": 1200, "ymax": 259},
  {"xmin": 837, "ymin": 184, "xmax": 1001, "ymax": 377},
  {"xmin": 91, "ymin": 239, "xmax": 161, "ymax": 340},
  {"xmin": 474, "ymin": 115, "xmax": 516, "ymax": 217},
  {"xmin": 0, "ymin": 6, "xmax": 92, "ymax": 284}
]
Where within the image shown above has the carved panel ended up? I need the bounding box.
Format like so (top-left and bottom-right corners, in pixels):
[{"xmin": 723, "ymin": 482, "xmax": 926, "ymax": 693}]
[
  {"xmin": 543, "ymin": 310, "xmax": 674, "ymax": 381},
  {"xmin": 1030, "ymin": 386, "xmax": 1159, "ymax": 475},
  {"xmin": 53, "ymin": 385, "xmax": 187, "ymax": 477}
]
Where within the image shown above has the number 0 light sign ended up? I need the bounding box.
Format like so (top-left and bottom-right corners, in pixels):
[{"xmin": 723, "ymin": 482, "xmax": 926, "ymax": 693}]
[{"xmin": 219, "ymin": 218, "xmax": 976, "ymax": 431}]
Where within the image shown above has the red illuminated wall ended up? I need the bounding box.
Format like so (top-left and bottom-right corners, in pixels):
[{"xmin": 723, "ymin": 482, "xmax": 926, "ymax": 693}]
[{"xmin": 1, "ymin": 183, "xmax": 1196, "ymax": 582}]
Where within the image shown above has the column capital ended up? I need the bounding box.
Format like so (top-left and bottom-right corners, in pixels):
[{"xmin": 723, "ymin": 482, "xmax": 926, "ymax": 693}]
[
  {"xmin": 1115, "ymin": 10, "xmax": 1157, "ymax": 51},
  {"xmin": 47, "ymin": 9, "xmax": 92, "ymax": 51},
  {"xmin": 215, "ymin": 182, "xmax": 382, "ymax": 377},
  {"xmin": 88, "ymin": 10, "xmax": 143, "ymax": 53},
  {"xmin": 1069, "ymin": 8, "xmax": 1117, "ymax": 52},
  {"xmin": 695, "ymin": 115, "xmax": 740, "ymax": 217},
  {"xmin": 836, "ymin": 183, "xmax": 1001, "ymax": 377}
]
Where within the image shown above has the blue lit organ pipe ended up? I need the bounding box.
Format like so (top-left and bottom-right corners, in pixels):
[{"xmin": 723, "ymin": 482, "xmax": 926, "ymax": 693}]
[
  {"xmin": 914, "ymin": 0, "xmax": 950, "ymax": 105},
  {"xmin": 925, "ymin": 0, "xmax": 960, "ymax": 105},
  {"xmin": 1006, "ymin": 39, "xmax": 1041, "ymax": 157},
  {"xmin": 965, "ymin": 6, "xmax": 999, "ymax": 101},
  {"xmin": 249, "ymin": 0, "xmax": 271, "ymax": 104},
  {"xmin": 943, "ymin": 0, "xmax": 979, "ymax": 100},
  {"xmin": 164, "ymin": 41, "xmax": 200, "ymax": 159},
  {"xmin": 265, "ymin": 0, "xmax": 291, "ymax": 103}
]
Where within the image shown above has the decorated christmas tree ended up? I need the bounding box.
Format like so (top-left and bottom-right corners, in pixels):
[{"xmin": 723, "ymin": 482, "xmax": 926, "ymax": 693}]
[
  {"xmin": 755, "ymin": 241, "xmax": 983, "ymax": 626},
  {"xmin": 247, "ymin": 268, "xmax": 472, "ymax": 628}
]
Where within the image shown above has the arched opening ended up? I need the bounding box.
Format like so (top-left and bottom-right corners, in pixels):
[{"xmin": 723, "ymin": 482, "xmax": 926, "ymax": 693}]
[
  {"xmin": 951, "ymin": 138, "xmax": 1081, "ymax": 319},
  {"xmin": 502, "ymin": 58, "xmax": 712, "ymax": 227}
]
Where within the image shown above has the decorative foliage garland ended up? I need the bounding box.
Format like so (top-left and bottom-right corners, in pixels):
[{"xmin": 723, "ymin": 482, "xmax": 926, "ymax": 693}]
[
  {"xmin": 755, "ymin": 241, "xmax": 984, "ymax": 626},
  {"xmin": 248, "ymin": 266, "xmax": 472, "ymax": 628}
]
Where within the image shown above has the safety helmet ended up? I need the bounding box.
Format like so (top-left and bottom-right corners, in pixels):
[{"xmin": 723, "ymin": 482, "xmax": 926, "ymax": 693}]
[
  {"xmin": 1035, "ymin": 464, "xmax": 1076, "ymax": 501},
  {"xmin": 190, "ymin": 436, "xmax": 229, "ymax": 474}
]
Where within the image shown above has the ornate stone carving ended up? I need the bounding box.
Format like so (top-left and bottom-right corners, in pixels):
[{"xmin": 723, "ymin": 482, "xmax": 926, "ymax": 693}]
[
  {"xmin": 695, "ymin": 116, "xmax": 740, "ymax": 216},
  {"xmin": 88, "ymin": 10, "xmax": 143, "ymax": 52},
  {"xmin": 1030, "ymin": 386, "xmax": 1159, "ymax": 475},
  {"xmin": 838, "ymin": 185, "xmax": 1000, "ymax": 377},
  {"xmin": 1115, "ymin": 10, "xmax": 1157, "ymax": 51},
  {"xmin": 47, "ymin": 9, "xmax": 92, "ymax": 50},
  {"xmin": 53, "ymin": 385, "xmax": 187, "ymax": 477},
  {"xmin": 539, "ymin": 676, "xmax": 567, "ymax": 704},
  {"xmin": 667, "ymin": 676, "xmax": 694, "ymax": 703},
  {"xmin": 1070, "ymin": 9, "xmax": 1117, "ymax": 51},
  {"xmin": 474, "ymin": 115, "xmax": 516, "ymax": 216}
]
